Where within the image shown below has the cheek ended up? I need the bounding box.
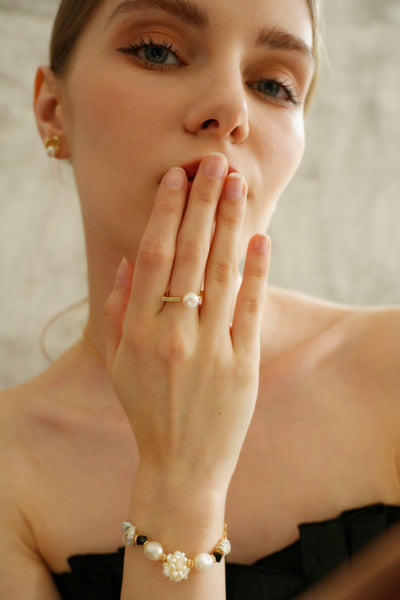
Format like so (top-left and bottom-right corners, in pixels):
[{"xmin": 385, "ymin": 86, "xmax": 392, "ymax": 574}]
[
  {"xmin": 261, "ymin": 111, "xmax": 305, "ymax": 194},
  {"xmin": 245, "ymin": 110, "xmax": 305, "ymax": 238},
  {"xmin": 64, "ymin": 69, "xmax": 161, "ymax": 169},
  {"xmin": 60, "ymin": 67, "xmax": 177, "ymax": 250},
  {"xmin": 61, "ymin": 68, "xmax": 176, "ymax": 228}
]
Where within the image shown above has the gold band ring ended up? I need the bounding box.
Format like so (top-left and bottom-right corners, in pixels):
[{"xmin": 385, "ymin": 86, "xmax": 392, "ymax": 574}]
[{"xmin": 161, "ymin": 292, "xmax": 204, "ymax": 308}]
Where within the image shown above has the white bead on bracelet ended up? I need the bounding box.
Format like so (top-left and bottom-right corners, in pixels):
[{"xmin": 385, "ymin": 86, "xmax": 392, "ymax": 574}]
[{"xmin": 121, "ymin": 521, "xmax": 231, "ymax": 582}]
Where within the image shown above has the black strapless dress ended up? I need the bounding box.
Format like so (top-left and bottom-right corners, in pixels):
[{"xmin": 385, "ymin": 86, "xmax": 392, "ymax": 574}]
[{"xmin": 51, "ymin": 504, "xmax": 400, "ymax": 600}]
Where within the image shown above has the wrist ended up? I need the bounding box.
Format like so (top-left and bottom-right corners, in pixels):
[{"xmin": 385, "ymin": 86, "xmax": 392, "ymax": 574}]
[
  {"xmin": 132, "ymin": 463, "xmax": 229, "ymax": 511},
  {"xmin": 134, "ymin": 457, "xmax": 232, "ymax": 496},
  {"xmin": 128, "ymin": 466, "xmax": 228, "ymax": 555}
]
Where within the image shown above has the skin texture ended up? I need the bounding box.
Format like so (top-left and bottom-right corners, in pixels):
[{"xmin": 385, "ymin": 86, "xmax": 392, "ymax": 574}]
[
  {"xmin": 1, "ymin": 1, "xmax": 400, "ymax": 599},
  {"xmin": 45, "ymin": 0, "xmax": 314, "ymax": 359},
  {"xmin": 42, "ymin": 0, "xmax": 312, "ymax": 256}
]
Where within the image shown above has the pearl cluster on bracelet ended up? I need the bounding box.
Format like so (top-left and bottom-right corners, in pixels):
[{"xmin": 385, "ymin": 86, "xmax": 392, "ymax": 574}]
[{"xmin": 122, "ymin": 521, "xmax": 231, "ymax": 582}]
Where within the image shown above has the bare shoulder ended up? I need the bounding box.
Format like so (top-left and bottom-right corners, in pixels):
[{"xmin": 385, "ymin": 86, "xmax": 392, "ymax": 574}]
[
  {"xmin": 0, "ymin": 374, "xmax": 65, "ymax": 460},
  {"xmin": 0, "ymin": 384, "xmax": 61, "ymax": 599},
  {"xmin": 0, "ymin": 356, "xmax": 97, "ymax": 595},
  {"xmin": 262, "ymin": 286, "xmax": 400, "ymax": 394},
  {"xmin": 352, "ymin": 303, "xmax": 400, "ymax": 360},
  {"xmin": 260, "ymin": 287, "xmax": 400, "ymax": 498},
  {"xmin": 0, "ymin": 352, "xmax": 126, "ymax": 596},
  {"xmin": 328, "ymin": 301, "xmax": 400, "ymax": 387},
  {"xmin": 0, "ymin": 382, "xmax": 37, "ymax": 481},
  {"xmin": 0, "ymin": 378, "xmax": 57, "ymax": 520},
  {"xmin": 261, "ymin": 285, "xmax": 355, "ymax": 361}
]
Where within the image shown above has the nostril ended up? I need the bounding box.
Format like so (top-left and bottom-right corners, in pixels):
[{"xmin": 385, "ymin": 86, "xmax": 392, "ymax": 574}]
[{"xmin": 202, "ymin": 119, "xmax": 219, "ymax": 130}]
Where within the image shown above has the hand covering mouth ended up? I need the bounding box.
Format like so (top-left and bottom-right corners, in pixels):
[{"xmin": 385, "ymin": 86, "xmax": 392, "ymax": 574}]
[{"xmin": 179, "ymin": 157, "xmax": 239, "ymax": 182}]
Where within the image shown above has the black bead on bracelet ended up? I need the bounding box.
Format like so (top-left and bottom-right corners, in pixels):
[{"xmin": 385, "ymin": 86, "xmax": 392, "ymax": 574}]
[{"xmin": 122, "ymin": 522, "xmax": 231, "ymax": 582}]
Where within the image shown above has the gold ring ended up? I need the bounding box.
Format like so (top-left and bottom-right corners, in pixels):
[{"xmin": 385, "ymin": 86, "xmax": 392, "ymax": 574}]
[{"xmin": 161, "ymin": 292, "xmax": 204, "ymax": 308}]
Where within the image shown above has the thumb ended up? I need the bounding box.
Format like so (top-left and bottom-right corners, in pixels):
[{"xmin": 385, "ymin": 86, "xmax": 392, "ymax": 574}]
[{"xmin": 103, "ymin": 257, "xmax": 134, "ymax": 372}]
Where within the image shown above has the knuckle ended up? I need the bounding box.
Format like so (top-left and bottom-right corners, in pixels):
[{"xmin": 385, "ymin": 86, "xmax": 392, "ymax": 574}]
[
  {"xmin": 251, "ymin": 264, "xmax": 268, "ymax": 278},
  {"xmin": 139, "ymin": 241, "xmax": 172, "ymax": 267},
  {"xmin": 157, "ymin": 198, "xmax": 179, "ymax": 217},
  {"xmin": 221, "ymin": 208, "xmax": 243, "ymax": 228},
  {"xmin": 210, "ymin": 259, "xmax": 237, "ymax": 284},
  {"xmin": 123, "ymin": 321, "xmax": 150, "ymax": 350},
  {"xmin": 157, "ymin": 326, "xmax": 190, "ymax": 363},
  {"xmin": 192, "ymin": 186, "xmax": 214, "ymax": 206},
  {"xmin": 176, "ymin": 237, "xmax": 204, "ymax": 264},
  {"xmin": 243, "ymin": 293, "xmax": 263, "ymax": 316}
]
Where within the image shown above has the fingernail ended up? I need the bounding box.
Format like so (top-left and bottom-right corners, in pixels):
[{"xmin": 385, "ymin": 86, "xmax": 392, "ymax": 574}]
[
  {"xmin": 203, "ymin": 153, "xmax": 227, "ymax": 179},
  {"xmin": 116, "ymin": 257, "xmax": 129, "ymax": 287},
  {"xmin": 225, "ymin": 173, "xmax": 245, "ymax": 200},
  {"xmin": 164, "ymin": 167, "xmax": 187, "ymax": 190},
  {"xmin": 253, "ymin": 234, "xmax": 270, "ymax": 254}
]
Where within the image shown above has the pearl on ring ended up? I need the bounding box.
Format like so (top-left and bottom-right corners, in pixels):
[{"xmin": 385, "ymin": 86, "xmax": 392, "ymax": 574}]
[
  {"xmin": 182, "ymin": 292, "xmax": 201, "ymax": 308},
  {"xmin": 161, "ymin": 292, "xmax": 204, "ymax": 307}
]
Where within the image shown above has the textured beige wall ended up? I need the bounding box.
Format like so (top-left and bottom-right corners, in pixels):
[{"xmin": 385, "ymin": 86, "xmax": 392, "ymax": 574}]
[
  {"xmin": 1, "ymin": 0, "xmax": 400, "ymax": 388},
  {"xmin": 269, "ymin": 0, "xmax": 400, "ymax": 306}
]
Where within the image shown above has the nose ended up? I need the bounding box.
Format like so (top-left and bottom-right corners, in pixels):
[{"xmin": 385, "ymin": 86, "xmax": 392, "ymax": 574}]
[{"xmin": 183, "ymin": 65, "xmax": 250, "ymax": 143}]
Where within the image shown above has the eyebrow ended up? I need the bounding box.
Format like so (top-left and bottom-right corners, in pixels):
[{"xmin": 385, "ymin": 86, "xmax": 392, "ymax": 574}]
[
  {"xmin": 256, "ymin": 26, "xmax": 314, "ymax": 63},
  {"xmin": 108, "ymin": 0, "xmax": 208, "ymax": 29},
  {"xmin": 108, "ymin": 0, "xmax": 314, "ymax": 64}
]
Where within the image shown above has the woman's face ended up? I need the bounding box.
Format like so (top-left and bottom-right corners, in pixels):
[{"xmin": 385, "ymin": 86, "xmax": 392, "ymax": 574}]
[{"xmin": 57, "ymin": 0, "xmax": 314, "ymax": 258}]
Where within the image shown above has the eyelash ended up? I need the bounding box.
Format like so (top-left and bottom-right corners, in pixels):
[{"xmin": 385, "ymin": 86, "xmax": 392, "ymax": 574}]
[
  {"xmin": 250, "ymin": 78, "xmax": 299, "ymax": 106},
  {"xmin": 118, "ymin": 36, "xmax": 181, "ymax": 69},
  {"xmin": 118, "ymin": 38, "xmax": 299, "ymax": 105}
]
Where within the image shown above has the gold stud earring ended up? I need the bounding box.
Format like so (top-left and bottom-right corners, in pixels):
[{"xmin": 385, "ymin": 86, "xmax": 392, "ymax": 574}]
[{"xmin": 45, "ymin": 136, "xmax": 60, "ymax": 158}]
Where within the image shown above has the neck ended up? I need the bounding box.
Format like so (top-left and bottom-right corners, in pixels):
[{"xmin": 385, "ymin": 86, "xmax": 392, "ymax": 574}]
[{"xmin": 83, "ymin": 221, "xmax": 139, "ymax": 363}]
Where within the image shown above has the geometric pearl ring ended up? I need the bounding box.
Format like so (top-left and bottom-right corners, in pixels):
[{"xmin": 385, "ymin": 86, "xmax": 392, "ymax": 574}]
[
  {"xmin": 122, "ymin": 521, "xmax": 231, "ymax": 582},
  {"xmin": 161, "ymin": 291, "xmax": 205, "ymax": 309}
]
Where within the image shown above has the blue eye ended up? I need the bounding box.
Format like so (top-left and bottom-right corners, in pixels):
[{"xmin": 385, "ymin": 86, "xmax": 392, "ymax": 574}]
[
  {"xmin": 257, "ymin": 80, "xmax": 282, "ymax": 97},
  {"xmin": 118, "ymin": 37, "xmax": 181, "ymax": 68},
  {"xmin": 250, "ymin": 78, "xmax": 298, "ymax": 104},
  {"xmin": 141, "ymin": 45, "xmax": 171, "ymax": 64}
]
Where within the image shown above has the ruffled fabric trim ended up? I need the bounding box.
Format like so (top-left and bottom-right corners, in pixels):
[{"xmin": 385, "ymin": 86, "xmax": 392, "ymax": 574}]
[{"xmin": 53, "ymin": 548, "xmax": 125, "ymax": 600}]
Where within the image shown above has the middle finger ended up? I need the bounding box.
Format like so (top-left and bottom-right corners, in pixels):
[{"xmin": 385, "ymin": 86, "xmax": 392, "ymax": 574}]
[{"xmin": 166, "ymin": 153, "xmax": 228, "ymax": 300}]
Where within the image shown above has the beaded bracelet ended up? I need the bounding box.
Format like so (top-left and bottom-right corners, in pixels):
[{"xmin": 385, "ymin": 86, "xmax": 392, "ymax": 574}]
[{"xmin": 122, "ymin": 521, "xmax": 231, "ymax": 582}]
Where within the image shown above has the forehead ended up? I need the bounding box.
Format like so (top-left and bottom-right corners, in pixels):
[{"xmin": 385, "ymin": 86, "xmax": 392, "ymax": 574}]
[{"xmin": 100, "ymin": 0, "xmax": 313, "ymax": 47}]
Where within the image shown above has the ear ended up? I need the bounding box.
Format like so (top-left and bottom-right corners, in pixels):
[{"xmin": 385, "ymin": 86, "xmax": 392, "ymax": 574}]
[{"xmin": 34, "ymin": 66, "xmax": 70, "ymax": 159}]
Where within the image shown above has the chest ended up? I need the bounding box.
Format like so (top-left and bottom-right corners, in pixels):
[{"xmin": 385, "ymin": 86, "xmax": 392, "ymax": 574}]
[
  {"xmin": 225, "ymin": 354, "xmax": 398, "ymax": 562},
  {"xmin": 30, "ymin": 359, "xmax": 397, "ymax": 573}
]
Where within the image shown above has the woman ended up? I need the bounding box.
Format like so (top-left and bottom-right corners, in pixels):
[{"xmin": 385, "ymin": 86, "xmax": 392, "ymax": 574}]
[{"xmin": 1, "ymin": 0, "xmax": 400, "ymax": 599}]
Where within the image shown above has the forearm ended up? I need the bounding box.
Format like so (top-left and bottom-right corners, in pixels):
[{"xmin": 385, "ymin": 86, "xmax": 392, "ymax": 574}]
[
  {"xmin": 105, "ymin": 156, "xmax": 270, "ymax": 600},
  {"xmin": 121, "ymin": 470, "xmax": 228, "ymax": 600}
]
